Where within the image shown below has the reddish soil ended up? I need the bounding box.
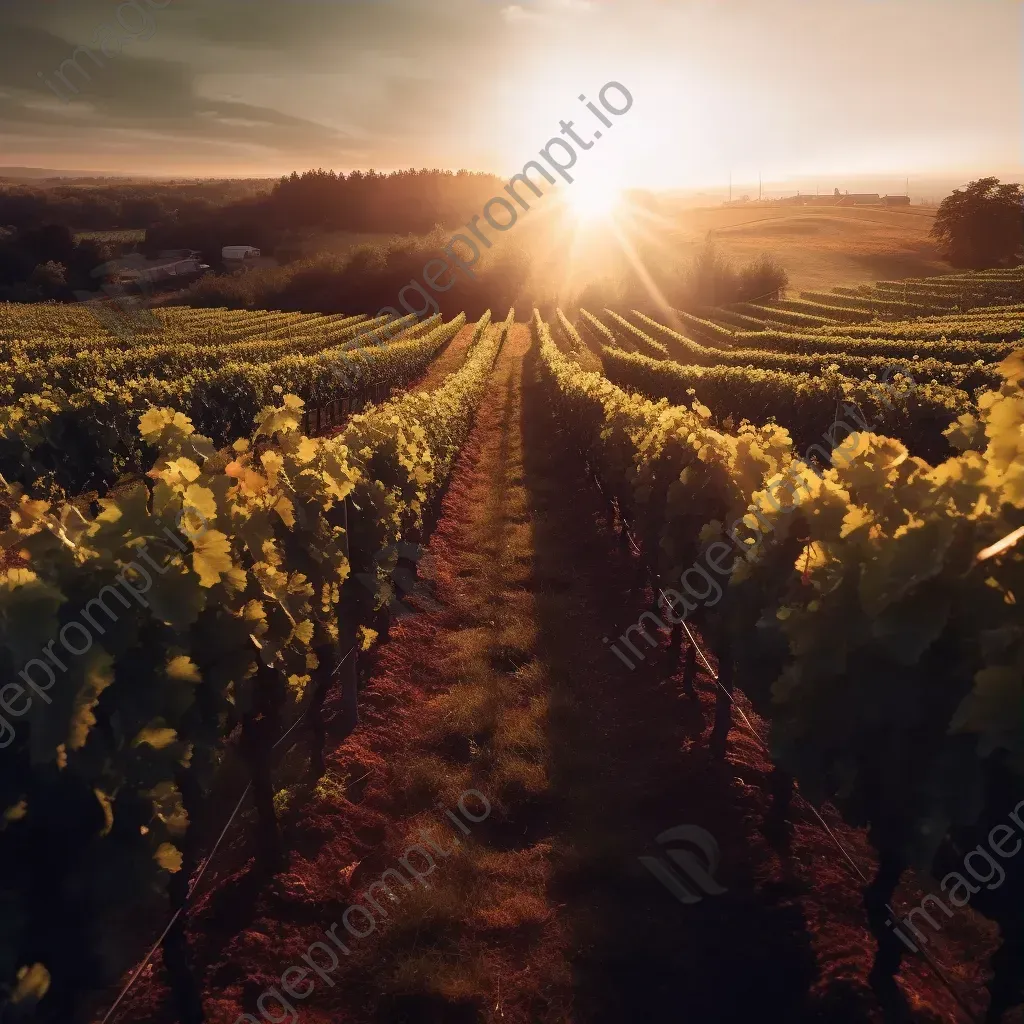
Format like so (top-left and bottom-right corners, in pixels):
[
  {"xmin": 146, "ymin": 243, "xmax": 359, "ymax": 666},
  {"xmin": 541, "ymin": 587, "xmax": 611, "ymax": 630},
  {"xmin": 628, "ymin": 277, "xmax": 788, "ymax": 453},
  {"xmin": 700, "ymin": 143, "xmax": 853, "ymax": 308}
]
[
  {"xmin": 106, "ymin": 325, "xmax": 1000, "ymax": 1024},
  {"xmin": 409, "ymin": 322, "xmax": 479, "ymax": 392}
]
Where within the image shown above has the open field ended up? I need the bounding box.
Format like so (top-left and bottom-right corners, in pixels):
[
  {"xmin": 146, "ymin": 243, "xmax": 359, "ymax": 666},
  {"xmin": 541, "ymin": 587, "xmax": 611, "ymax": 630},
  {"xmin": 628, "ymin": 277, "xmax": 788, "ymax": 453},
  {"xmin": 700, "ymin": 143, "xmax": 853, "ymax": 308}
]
[
  {"xmin": 72, "ymin": 228, "xmax": 147, "ymax": 245},
  {"xmin": 662, "ymin": 204, "xmax": 946, "ymax": 293}
]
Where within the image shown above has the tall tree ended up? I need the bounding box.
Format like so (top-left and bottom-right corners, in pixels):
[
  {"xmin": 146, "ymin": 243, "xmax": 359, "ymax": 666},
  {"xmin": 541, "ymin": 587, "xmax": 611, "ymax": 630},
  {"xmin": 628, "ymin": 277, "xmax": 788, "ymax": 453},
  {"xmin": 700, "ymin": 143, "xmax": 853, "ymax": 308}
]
[{"xmin": 931, "ymin": 177, "xmax": 1024, "ymax": 269}]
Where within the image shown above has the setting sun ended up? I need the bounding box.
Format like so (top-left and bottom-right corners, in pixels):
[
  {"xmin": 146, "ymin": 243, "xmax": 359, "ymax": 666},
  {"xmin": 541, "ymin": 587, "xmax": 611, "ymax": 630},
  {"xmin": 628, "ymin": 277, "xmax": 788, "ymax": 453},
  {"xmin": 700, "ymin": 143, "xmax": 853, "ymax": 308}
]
[{"xmin": 566, "ymin": 175, "xmax": 623, "ymax": 221}]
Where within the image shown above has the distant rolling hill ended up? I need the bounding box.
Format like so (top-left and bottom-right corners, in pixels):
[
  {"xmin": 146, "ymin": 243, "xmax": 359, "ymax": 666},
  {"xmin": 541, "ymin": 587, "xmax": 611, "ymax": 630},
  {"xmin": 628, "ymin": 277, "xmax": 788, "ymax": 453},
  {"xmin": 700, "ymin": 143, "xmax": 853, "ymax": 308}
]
[{"xmin": 0, "ymin": 167, "xmax": 132, "ymax": 182}]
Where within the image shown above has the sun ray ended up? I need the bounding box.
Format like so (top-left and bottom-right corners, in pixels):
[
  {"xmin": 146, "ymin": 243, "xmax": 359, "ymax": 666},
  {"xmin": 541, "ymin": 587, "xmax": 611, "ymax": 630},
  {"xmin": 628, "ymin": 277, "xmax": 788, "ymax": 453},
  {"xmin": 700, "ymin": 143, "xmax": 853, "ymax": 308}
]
[{"xmin": 606, "ymin": 219, "xmax": 684, "ymax": 329}]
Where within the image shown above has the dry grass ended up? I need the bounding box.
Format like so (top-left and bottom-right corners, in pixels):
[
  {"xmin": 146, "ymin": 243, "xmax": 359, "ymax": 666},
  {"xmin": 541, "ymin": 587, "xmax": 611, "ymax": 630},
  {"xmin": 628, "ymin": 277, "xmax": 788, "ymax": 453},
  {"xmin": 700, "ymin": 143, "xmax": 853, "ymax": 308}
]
[{"xmin": 670, "ymin": 204, "xmax": 947, "ymax": 292}]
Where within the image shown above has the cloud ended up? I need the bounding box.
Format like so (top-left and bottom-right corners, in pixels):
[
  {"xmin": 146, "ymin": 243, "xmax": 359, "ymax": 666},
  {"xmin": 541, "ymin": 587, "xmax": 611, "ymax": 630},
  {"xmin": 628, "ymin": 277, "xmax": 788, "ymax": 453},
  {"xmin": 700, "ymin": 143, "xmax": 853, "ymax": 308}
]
[
  {"xmin": 0, "ymin": 0, "xmax": 499, "ymax": 172},
  {"xmin": 501, "ymin": 0, "xmax": 593, "ymax": 23},
  {"xmin": 0, "ymin": 0, "xmax": 1017, "ymax": 179},
  {"xmin": 501, "ymin": 5, "xmax": 544, "ymax": 23}
]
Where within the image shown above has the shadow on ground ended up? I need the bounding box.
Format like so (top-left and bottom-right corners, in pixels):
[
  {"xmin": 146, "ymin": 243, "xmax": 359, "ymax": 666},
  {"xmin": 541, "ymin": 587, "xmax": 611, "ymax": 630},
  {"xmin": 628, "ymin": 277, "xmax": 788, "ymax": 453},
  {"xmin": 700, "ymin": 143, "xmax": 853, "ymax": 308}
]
[{"xmin": 518, "ymin": 337, "xmax": 827, "ymax": 1023}]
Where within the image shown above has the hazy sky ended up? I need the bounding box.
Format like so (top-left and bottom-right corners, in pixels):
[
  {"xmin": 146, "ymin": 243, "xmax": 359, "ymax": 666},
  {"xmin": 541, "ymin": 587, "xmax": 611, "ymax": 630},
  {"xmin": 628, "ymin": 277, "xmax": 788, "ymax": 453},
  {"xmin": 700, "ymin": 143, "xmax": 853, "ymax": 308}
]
[{"xmin": 0, "ymin": 0, "xmax": 1020, "ymax": 186}]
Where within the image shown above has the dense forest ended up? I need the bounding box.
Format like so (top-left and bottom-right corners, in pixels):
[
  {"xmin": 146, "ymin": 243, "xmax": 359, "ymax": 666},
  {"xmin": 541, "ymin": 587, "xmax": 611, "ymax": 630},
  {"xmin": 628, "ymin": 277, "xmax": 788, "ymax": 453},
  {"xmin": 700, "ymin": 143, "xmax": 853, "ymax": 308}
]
[
  {"xmin": 0, "ymin": 169, "xmax": 505, "ymax": 248},
  {"xmin": 0, "ymin": 225, "xmax": 111, "ymax": 301},
  {"xmin": 0, "ymin": 177, "xmax": 271, "ymax": 232}
]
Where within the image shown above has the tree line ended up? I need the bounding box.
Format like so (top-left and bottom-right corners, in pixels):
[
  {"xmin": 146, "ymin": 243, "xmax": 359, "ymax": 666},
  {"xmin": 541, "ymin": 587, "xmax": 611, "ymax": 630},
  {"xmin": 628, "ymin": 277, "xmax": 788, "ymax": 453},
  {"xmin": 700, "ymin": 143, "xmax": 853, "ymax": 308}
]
[
  {"xmin": 143, "ymin": 169, "xmax": 509, "ymax": 263},
  {"xmin": 0, "ymin": 178, "xmax": 270, "ymax": 232},
  {"xmin": 0, "ymin": 225, "xmax": 109, "ymax": 301}
]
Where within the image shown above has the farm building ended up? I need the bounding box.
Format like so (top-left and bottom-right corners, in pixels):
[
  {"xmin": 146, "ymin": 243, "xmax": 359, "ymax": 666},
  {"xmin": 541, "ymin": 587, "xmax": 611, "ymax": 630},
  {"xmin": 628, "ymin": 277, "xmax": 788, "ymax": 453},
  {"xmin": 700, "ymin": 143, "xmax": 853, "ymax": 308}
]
[
  {"xmin": 104, "ymin": 253, "xmax": 208, "ymax": 284},
  {"xmin": 836, "ymin": 192, "xmax": 881, "ymax": 206}
]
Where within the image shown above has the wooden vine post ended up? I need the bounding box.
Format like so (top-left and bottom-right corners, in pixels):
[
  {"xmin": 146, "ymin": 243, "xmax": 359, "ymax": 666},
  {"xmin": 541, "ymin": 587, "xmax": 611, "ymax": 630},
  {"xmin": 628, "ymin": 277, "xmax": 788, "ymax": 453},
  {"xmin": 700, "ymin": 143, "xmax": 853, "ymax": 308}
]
[
  {"xmin": 682, "ymin": 636, "xmax": 697, "ymax": 699},
  {"xmin": 307, "ymin": 495, "xmax": 358, "ymax": 778},
  {"xmin": 240, "ymin": 649, "xmax": 287, "ymax": 873},
  {"xmin": 335, "ymin": 494, "xmax": 360, "ymax": 739},
  {"xmin": 708, "ymin": 631, "xmax": 734, "ymax": 759}
]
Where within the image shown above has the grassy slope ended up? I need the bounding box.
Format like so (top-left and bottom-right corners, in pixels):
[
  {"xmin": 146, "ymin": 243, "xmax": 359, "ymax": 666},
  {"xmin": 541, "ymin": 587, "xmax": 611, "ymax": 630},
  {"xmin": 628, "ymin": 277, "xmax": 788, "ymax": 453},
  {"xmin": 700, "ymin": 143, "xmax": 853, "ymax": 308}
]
[{"xmin": 671, "ymin": 205, "xmax": 947, "ymax": 293}]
